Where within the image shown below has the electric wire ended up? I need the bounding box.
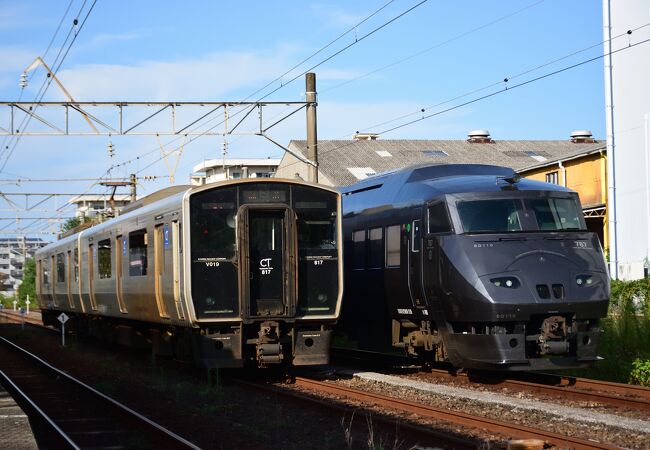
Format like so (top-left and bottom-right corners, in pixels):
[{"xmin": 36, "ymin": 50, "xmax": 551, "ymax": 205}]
[
  {"xmin": 107, "ymin": 0, "xmax": 429, "ymax": 176},
  {"xmin": 274, "ymin": 34, "xmax": 650, "ymax": 175},
  {"xmin": 0, "ymin": 0, "xmax": 98, "ymax": 173},
  {"xmin": 0, "ymin": 0, "xmax": 76, "ymax": 156}
]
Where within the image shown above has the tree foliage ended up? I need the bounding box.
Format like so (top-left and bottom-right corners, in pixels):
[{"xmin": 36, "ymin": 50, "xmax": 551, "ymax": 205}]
[
  {"xmin": 17, "ymin": 258, "xmax": 36, "ymax": 306},
  {"xmin": 61, "ymin": 217, "xmax": 82, "ymax": 232}
]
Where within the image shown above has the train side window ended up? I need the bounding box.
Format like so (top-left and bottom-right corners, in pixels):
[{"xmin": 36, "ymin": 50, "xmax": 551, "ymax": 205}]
[
  {"xmin": 56, "ymin": 253, "xmax": 65, "ymax": 282},
  {"xmin": 411, "ymin": 220, "xmax": 421, "ymax": 252},
  {"xmin": 98, "ymin": 239, "xmax": 112, "ymax": 279},
  {"xmin": 352, "ymin": 230, "xmax": 365, "ymax": 270},
  {"xmin": 73, "ymin": 248, "xmax": 79, "ymax": 281},
  {"xmin": 367, "ymin": 227, "xmax": 384, "ymax": 269},
  {"xmin": 428, "ymin": 202, "xmax": 452, "ymax": 234},
  {"xmin": 129, "ymin": 229, "xmax": 148, "ymax": 276},
  {"xmin": 385, "ymin": 225, "xmax": 401, "ymax": 268},
  {"xmin": 41, "ymin": 259, "xmax": 49, "ymax": 285}
]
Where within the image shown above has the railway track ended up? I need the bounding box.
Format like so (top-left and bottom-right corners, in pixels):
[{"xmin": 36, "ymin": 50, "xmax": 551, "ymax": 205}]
[
  {"xmin": 333, "ymin": 347, "xmax": 650, "ymax": 413},
  {"xmin": 0, "ymin": 335, "xmax": 199, "ymax": 450},
  {"xmin": 267, "ymin": 375, "xmax": 620, "ymax": 450}
]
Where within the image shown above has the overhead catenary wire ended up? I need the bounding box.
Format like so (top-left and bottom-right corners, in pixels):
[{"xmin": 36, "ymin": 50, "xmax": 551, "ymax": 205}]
[
  {"xmin": 0, "ymin": 0, "xmax": 99, "ymax": 173},
  {"xmin": 107, "ymin": 0, "xmax": 430, "ymax": 176},
  {"xmin": 275, "ymin": 33, "xmax": 650, "ymax": 175},
  {"xmin": 0, "ymin": 0, "xmax": 76, "ymax": 154}
]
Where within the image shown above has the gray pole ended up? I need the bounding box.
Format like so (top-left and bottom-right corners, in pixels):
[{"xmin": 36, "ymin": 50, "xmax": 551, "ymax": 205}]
[
  {"xmin": 129, "ymin": 174, "xmax": 137, "ymax": 203},
  {"xmin": 306, "ymin": 73, "xmax": 318, "ymax": 183}
]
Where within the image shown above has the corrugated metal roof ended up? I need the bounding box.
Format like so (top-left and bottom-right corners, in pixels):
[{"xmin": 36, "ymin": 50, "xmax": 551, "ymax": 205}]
[{"xmin": 287, "ymin": 139, "xmax": 605, "ymax": 186}]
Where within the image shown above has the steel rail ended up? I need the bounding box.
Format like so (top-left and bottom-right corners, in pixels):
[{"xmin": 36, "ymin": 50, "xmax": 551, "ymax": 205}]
[
  {"xmin": 293, "ymin": 376, "xmax": 619, "ymax": 450},
  {"xmin": 234, "ymin": 378, "xmax": 479, "ymax": 449},
  {"xmin": 333, "ymin": 347, "xmax": 650, "ymax": 410},
  {"xmin": 0, "ymin": 335, "xmax": 200, "ymax": 449},
  {"xmin": 0, "ymin": 368, "xmax": 80, "ymax": 449}
]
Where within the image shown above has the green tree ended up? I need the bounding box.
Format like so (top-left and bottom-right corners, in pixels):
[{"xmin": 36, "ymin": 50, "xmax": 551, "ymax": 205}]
[
  {"xmin": 61, "ymin": 217, "xmax": 82, "ymax": 232},
  {"xmin": 17, "ymin": 258, "xmax": 36, "ymax": 307}
]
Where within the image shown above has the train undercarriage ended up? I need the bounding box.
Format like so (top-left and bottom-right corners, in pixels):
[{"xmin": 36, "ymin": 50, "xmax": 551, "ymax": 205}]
[{"xmin": 393, "ymin": 314, "xmax": 602, "ymax": 370}]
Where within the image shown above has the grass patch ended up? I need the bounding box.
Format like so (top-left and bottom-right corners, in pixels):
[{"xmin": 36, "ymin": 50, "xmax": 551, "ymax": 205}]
[{"xmin": 575, "ymin": 278, "xmax": 650, "ymax": 383}]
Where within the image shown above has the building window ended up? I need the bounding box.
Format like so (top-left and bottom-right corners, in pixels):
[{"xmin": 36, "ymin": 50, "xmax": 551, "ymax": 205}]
[
  {"xmin": 98, "ymin": 239, "xmax": 112, "ymax": 279},
  {"xmin": 386, "ymin": 225, "xmax": 401, "ymax": 267},
  {"xmin": 129, "ymin": 229, "xmax": 148, "ymax": 276},
  {"xmin": 56, "ymin": 253, "xmax": 65, "ymax": 283},
  {"xmin": 546, "ymin": 171, "xmax": 559, "ymax": 185},
  {"xmin": 368, "ymin": 227, "xmax": 384, "ymax": 269},
  {"xmin": 352, "ymin": 230, "xmax": 365, "ymax": 270},
  {"xmin": 231, "ymin": 172, "xmax": 242, "ymax": 179}
]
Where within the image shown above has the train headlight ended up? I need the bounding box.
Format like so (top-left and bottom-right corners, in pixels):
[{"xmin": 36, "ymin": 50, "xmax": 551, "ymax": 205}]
[
  {"xmin": 491, "ymin": 277, "xmax": 520, "ymax": 289},
  {"xmin": 576, "ymin": 275, "xmax": 594, "ymax": 286}
]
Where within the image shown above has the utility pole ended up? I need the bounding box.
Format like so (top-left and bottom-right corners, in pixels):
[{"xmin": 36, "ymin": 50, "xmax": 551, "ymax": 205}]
[
  {"xmin": 130, "ymin": 174, "xmax": 137, "ymax": 203},
  {"xmin": 306, "ymin": 73, "xmax": 318, "ymax": 183}
]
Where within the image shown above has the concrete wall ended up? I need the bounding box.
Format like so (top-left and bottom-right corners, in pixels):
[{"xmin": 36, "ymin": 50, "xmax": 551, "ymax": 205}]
[{"xmin": 605, "ymin": 0, "xmax": 650, "ymax": 279}]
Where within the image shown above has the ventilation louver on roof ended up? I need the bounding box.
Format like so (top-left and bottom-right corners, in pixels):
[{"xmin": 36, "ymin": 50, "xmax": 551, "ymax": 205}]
[
  {"xmin": 422, "ymin": 150, "xmax": 448, "ymax": 157},
  {"xmin": 347, "ymin": 167, "xmax": 377, "ymax": 180}
]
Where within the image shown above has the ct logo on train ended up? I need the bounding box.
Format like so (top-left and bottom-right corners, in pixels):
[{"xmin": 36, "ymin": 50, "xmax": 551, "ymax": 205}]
[{"xmin": 260, "ymin": 258, "xmax": 273, "ymax": 275}]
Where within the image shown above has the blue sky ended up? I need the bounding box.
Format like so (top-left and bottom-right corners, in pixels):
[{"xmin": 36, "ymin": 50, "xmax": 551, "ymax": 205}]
[{"xmin": 0, "ymin": 0, "xmax": 617, "ymax": 236}]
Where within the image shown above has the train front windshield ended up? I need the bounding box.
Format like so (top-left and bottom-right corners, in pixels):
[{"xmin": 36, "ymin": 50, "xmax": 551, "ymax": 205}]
[{"xmin": 456, "ymin": 196, "xmax": 586, "ymax": 233}]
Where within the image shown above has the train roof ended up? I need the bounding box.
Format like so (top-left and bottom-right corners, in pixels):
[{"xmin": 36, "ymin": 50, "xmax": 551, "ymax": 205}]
[{"xmin": 340, "ymin": 163, "xmax": 575, "ymax": 204}]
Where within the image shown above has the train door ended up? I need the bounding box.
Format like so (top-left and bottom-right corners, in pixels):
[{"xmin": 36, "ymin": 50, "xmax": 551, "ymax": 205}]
[
  {"xmin": 423, "ymin": 201, "xmax": 452, "ymax": 315},
  {"xmin": 115, "ymin": 236, "xmax": 127, "ymax": 313},
  {"xmin": 171, "ymin": 221, "xmax": 184, "ymax": 319},
  {"xmin": 88, "ymin": 244, "xmax": 97, "ymax": 310},
  {"xmin": 154, "ymin": 224, "xmax": 170, "ymax": 318},
  {"xmin": 66, "ymin": 250, "xmax": 74, "ymax": 308},
  {"xmin": 75, "ymin": 246, "xmax": 86, "ymax": 313},
  {"xmin": 242, "ymin": 208, "xmax": 291, "ymax": 317},
  {"xmin": 407, "ymin": 210, "xmax": 426, "ymax": 310},
  {"xmin": 50, "ymin": 255, "xmax": 56, "ymax": 304}
]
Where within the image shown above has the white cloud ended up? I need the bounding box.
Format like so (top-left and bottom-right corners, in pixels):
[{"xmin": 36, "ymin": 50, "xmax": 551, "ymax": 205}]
[
  {"xmin": 310, "ymin": 4, "xmax": 365, "ymax": 28},
  {"xmin": 54, "ymin": 49, "xmax": 303, "ymax": 101}
]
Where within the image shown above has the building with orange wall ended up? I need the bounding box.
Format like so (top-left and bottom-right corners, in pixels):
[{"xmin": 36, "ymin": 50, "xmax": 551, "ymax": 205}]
[{"xmin": 518, "ymin": 132, "xmax": 607, "ymax": 252}]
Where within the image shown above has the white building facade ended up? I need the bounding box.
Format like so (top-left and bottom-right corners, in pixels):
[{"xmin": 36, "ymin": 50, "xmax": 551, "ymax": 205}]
[
  {"xmin": 0, "ymin": 237, "xmax": 47, "ymax": 295},
  {"xmin": 604, "ymin": 0, "xmax": 650, "ymax": 279},
  {"xmin": 190, "ymin": 158, "xmax": 280, "ymax": 185}
]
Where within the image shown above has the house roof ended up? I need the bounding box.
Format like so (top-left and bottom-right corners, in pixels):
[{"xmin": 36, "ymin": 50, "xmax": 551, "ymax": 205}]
[
  {"xmin": 517, "ymin": 143, "xmax": 606, "ymax": 172},
  {"xmin": 286, "ymin": 139, "xmax": 605, "ymax": 186}
]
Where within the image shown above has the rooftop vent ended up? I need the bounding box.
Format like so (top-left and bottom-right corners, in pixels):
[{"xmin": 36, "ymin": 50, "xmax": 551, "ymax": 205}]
[
  {"xmin": 348, "ymin": 167, "xmax": 377, "ymax": 180},
  {"xmin": 467, "ymin": 129, "xmax": 493, "ymax": 143},
  {"xmin": 422, "ymin": 150, "xmax": 448, "ymax": 157},
  {"xmin": 353, "ymin": 133, "xmax": 379, "ymax": 141},
  {"xmin": 570, "ymin": 130, "xmax": 596, "ymax": 143}
]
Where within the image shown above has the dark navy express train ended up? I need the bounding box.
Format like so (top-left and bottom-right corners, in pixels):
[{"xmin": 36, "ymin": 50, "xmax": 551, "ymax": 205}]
[{"xmin": 339, "ymin": 164, "xmax": 609, "ymax": 370}]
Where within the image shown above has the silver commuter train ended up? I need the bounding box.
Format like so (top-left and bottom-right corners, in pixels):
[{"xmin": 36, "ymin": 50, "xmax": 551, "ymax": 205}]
[{"xmin": 36, "ymin": 179, "xmax": 343, "ymax": 368}]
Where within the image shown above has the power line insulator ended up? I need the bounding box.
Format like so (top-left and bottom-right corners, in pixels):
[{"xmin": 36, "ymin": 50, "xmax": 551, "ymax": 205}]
[{"xmin": 19, "ymin": 73, "xmax": 27, "ymax": 88}]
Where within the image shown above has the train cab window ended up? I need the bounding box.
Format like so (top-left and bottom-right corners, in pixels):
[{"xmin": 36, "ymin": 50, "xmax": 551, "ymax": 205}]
[
  {"xmin": 457, "ymin": 199, "xmax": 522, "ymax": 233},
  {"xmin": 191, "ymin": 187, "xmax": 237, "ymax": 259},
  {"xmin": 385, "ymin": 225, "xmax": 401, "ymax": 267},
  {"xmin": 56, "ymin": 253, "xmax": 65, "ymax": 283},
  {"xmin": 428, "ymin": 202, "xmax": 452, "ymax": 234},
  {"xmin": 352, "ymin": 230, "xmax": 366, "ymax": 270},
  {"xmin": 367, "ymin": 227, "xmax": 384, "ymax": 269},
  {"xmin": 129, "ymin": 229, "xmax": 148, "ymax": 276},
  {"xmin": 524, "ymin": 198, "xmax": 585, "ymax": 231},
  {"xmin": 98, "ymin": 239, "xmax": 112, "ymax": 279},
  {"xmin": 411, "ymin": 220, "xmax": 421, "ymax": 252}
]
